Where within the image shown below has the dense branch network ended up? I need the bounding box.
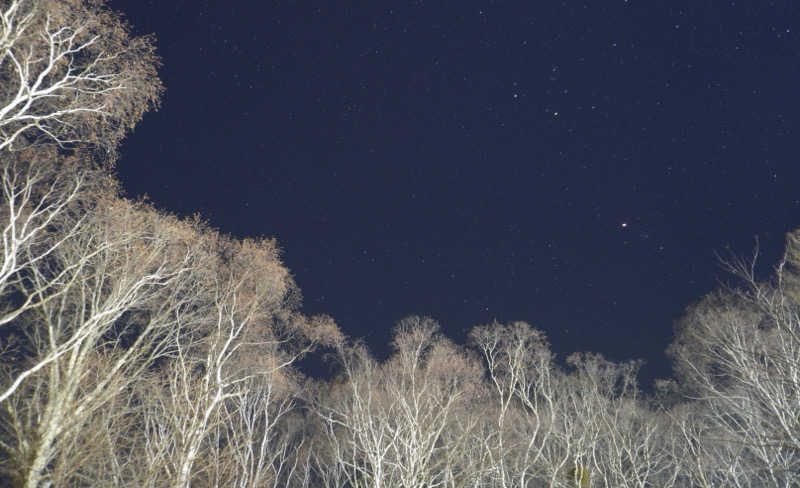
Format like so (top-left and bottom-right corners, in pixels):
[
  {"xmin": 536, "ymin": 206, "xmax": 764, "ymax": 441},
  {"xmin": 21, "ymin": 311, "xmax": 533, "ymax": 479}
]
[
  {"xmin": 0, "ymin": 0, "xmax": 161, "ymax": 155},
  {"xmin": 1, "ymin": 1, "xmax": 798, "ymax": 487}
]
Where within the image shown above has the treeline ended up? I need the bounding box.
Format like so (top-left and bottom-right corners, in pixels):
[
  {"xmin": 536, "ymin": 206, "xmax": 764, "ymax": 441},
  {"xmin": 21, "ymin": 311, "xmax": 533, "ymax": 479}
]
[{"xmin": 0, "ymin": 1, "xmax": 798, "ymax": 487}]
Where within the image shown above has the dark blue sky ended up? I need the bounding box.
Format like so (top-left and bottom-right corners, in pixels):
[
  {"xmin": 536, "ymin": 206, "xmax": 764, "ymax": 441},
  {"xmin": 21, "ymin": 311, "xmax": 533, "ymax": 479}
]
[{"xmin": 111, "ymin": 1, "xmax": 800, "ymax": 384}]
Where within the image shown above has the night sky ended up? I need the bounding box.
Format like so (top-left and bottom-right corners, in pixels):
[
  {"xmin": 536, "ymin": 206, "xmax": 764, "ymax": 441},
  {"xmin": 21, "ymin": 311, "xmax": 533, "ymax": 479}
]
[{"xmin": 110, "ymin": 1, "xmax": 800, "ymax": 384}]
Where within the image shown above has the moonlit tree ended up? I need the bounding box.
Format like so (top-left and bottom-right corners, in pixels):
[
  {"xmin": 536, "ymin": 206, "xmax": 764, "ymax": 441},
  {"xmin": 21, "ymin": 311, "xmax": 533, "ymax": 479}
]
[
  {"xmin": 313, "ymin": 316, "xmax": 482, "ymax": 488},
  {"xmin": 0, "ymin": 0, "xmax": 162, "ymax": 154},
  {"xmin": 668, "ymin": 233, "xmax": 800, "ymax": 487}
]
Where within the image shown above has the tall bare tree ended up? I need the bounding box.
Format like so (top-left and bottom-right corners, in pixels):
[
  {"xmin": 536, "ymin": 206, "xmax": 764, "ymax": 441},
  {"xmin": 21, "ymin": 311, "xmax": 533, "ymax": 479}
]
[
  {"xmin": 470, "ymin": 321, "xmax": 559, "ymax": 488},
  {"xmin": 0, "ymin": 3, "xmax": 358, "ymax": 487},
  {"xmin": 135, "ymin": 234, "xmax": 339, "ymax": 488},
  {"xmin": 557, "ymin": 352, "xmax": 680, "ymax": 488},
  {"xmin": 0, "ymin": 0, "xmax": 163, "ymax": 404},
  {"xmin": 0, "ymin": 155, "xmax": 127, "ymax": 430},
  {"xmin": 471, "ymin": 322, "xmax": 681, "ymax": 488},
  {"xmin": 0, "ymin": 196, "xmax": 209, "ymax": 488},
  {"xmin": 668, "ymin": 234, "xmax": 800, "ymax": 487},
  {"xmin": 314, "ymin": 316, "xmax": 482, "ymax": 488}
]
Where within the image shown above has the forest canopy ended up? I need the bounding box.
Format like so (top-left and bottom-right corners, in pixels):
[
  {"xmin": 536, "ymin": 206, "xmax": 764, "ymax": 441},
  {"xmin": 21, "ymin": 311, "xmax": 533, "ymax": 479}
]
[{"xmin": 0, "ymin": 1, "xmax": 798, "ymax": 487}]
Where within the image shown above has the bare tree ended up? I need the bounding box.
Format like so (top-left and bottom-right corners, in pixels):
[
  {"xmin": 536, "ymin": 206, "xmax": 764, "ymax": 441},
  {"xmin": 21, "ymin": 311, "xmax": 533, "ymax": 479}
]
[
  {"xmin": 469, "ymin": 324, "xmax": 604, "ymax": 488},
  {"xmin": 469, "ymin": 321, "xmax": 560, "ymax": 488},
  {"xmin": 660, "ymin": 399, "xmax": 738, "ymax": 488},
  {"xmin": 558, "ymin": 352, "xmax": 680, "ymax": 488},
  {"xmin": 6, "ymin": 354, "xmax": 155, "ymax": 487},
  {"xmin": 0, "ymin": 0, "xmax": 162, "ymax": 154},
  {"xmin": 314, "ymin": 316, "xmax": 482, "ymax": 488},
  {"xmin": 135, "ymin": 234, "xmax": 339, "ymax": 488},
  {"xmin": 0, "ymin": 3, "xmax": 359, "ymax": 486},
  {"xmin": 667, "ymin": 233, "xmax": 800, "ymax": 487},
  {"xmin": 471, "ymin": 322, "xmax": 682, "ymax": 488},
  {"xmin": 0, "ymin": 0, "xmax": 162, "ymax": 404},
  {"xmin": 212, "ymin": 374, "xmax": 307, "ymax": 488},
  {"xmin": 0, "ymin": 196, "xmax": 209, "ymax": 488},
  {"xmin": 0, "ymin": 148, "xmax": 115, "ymax": 404}
]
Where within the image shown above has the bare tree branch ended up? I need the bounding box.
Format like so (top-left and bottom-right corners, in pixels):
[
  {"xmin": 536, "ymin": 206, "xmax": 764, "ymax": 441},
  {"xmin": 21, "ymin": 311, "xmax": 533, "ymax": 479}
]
[{"xmin": 0, "ymin": 0, "xmax": 162, "ymax": 156}]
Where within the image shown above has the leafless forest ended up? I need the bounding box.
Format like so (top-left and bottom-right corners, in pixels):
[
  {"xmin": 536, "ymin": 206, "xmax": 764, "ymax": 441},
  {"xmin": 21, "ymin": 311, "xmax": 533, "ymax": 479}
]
[{"xmin": 0, "ymin": 1, "xmax": 798, "ymax": 487}]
